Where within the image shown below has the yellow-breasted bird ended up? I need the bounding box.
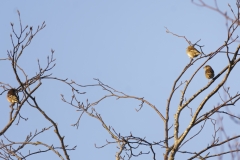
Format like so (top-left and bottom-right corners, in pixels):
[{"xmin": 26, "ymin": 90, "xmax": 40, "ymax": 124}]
[
  {"xmin": 203, "ymin": 65, "xmax": 214, "ymax": 79},
  {"xmin": 186, "ymin": 46, "xmax": 201, "ymax": 58},
  {"xmin": 7, "ymin": 89, "xmax": 20, "ymax": 104}
]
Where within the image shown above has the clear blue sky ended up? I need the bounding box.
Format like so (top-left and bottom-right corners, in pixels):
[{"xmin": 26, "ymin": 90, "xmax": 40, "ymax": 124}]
[{"xmin": 0, "ymin": 1, "xmax": 239, "ymax": 159}]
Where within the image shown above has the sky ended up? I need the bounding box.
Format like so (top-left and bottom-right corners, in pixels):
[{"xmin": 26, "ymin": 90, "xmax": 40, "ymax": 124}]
[{"xmin": 0, "ymin": 0, "xmax": 240, "ymax": 160}]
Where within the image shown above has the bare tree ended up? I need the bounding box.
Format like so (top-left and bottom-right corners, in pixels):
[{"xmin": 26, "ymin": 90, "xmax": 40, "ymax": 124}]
[
  {"xmin": 1, "ymin": 0, "xmax": 240, "ymax": 160},
  {"xmin": 0, "ymin": 11, "xmax": 76, "ymax": 160}
]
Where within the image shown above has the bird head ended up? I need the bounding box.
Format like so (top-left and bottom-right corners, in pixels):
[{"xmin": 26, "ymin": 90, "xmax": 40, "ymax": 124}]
[
  {"xmin": 8, "ymin": 88, "xmax": 17, "ymax": 94},
  {"xmin": 203, "ymin": 65, "xmax": 211, "ymax": 70},
  {"xmin": 187, "ymin": 46, "xmax": 194, "ymax": 51}
]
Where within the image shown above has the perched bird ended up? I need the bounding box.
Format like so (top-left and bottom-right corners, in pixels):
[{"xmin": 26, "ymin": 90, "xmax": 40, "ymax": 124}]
[
  {"xmin": 186, "ymin": 46, "xmax": 201, "ymax": 58},
  {"xmin": 7, "ymin": 89, "xmax": 20, "ymax": 104},
  {"xmin": 203, "ymin": 65, "xmax": 214, "ymax": 79}
]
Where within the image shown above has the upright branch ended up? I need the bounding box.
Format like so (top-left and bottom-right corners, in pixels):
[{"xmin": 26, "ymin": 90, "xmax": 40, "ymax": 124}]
[
  {"xmin": 164, "ymin": 2, "xmax": 240, "ymax": 160},
  {"xmin": 0, "ymin": 10, "xmax": 75, "ymax": 160}
]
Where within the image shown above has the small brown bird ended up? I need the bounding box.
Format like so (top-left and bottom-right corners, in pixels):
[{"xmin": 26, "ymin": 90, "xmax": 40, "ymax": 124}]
[
  {"xmin": 203, "ymin": 65, "xmax": 214, "ymax": 79},
  {"xmin": 7, "ymin": 89, "xmax": 20, "ymax": 104},
  {"xmin": 186, "ymin": 46, "xmax": 201, "ymax": 58}
]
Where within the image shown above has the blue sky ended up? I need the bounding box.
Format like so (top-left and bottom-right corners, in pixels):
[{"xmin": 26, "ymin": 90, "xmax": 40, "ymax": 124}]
[{"xmin": 0, "ymin": 0, "xmax": 239, "ymax": 159}]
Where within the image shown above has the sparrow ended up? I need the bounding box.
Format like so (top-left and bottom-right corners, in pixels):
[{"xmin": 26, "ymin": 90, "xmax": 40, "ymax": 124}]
[
  {"xmin": 7, "ymin": 89, "xmax": 20, "ymax": 104},
  {"xmin": 186, "ymin": 46, "xmax": 201, "ymax": 58},
  {"xmin": 203, "ymin": 65, "xmax": 214, "ymax": 79}
]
